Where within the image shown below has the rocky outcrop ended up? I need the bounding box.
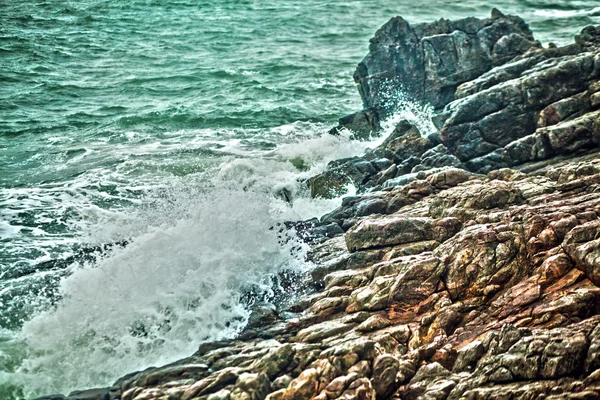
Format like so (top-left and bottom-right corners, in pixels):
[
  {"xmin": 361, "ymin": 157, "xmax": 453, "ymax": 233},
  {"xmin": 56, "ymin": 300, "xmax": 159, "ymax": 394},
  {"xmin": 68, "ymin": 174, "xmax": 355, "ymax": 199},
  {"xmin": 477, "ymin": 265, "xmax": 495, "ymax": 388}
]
[
  {"xmin": 334, "ymin": 9, "xmax": 540, "ymax": 136},
  {"xmin": 315, "ymin": 12, "xmax": 600, "ymax": 199},
  {"xmin": 39, "ymin": 11, "xmax": 600, "ymax": 400},
  {"xmin": 52, "ymin": 151, "xmax": 600, "ymax": 400}
]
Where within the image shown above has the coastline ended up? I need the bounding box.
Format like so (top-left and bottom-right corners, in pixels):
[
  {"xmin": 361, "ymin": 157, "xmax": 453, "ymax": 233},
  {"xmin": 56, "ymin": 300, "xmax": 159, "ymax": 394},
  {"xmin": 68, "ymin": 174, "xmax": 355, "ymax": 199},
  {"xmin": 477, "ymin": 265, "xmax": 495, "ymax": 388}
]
[{"xmin": 36, "ymin": 9, "xmax": 600, "ymax": 400}]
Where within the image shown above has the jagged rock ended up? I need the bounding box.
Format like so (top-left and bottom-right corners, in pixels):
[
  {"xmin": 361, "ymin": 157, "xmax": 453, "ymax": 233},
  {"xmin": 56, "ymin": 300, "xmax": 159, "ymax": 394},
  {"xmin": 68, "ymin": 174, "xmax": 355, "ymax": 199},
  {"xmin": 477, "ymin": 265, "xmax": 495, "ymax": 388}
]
[
  {"xmin": 331, "ymin": 108, "xmax": 381, "ymax": 139},
  {"xmin": 438, "ymin": 36, "xmax": 600, "ymax": 169},
  {"xmin": 564, "ymin": 220, "xmax": 600, "ymax": 286},
  {"xmin": 379, "ymin": 120, "xmax": 433, "ymax": 162},
  {"xmin": 466, "ymin": 110, "xmax": 600, "ymax": 172},
  {"xmin": 452, "ymin": 340, "xmax": 484, "ymax": 373},
  {"xmin": 372, "ymin": 355, "xmax": 400, "ymax": 398},
  {"xmin": 354, "ymin": 10, "xmax": 539, "ymax": 118},
  {"xmin": 232, "ymin": 373, "xmax": 271, "ymax": 400},
  {"xmin": 67, "ymin": 390, "xmax": 111, "ymax": 400},
  {"xmin": 413, "ymin": 144, "xmax": 463, "ymax": 172},
  {"xmin": 308, "ymin": 156, "xmax": 378, "ymax": 199},
  {"xmin": 53, "ymin": 151, "xmax": 600, "ymax": 400}
]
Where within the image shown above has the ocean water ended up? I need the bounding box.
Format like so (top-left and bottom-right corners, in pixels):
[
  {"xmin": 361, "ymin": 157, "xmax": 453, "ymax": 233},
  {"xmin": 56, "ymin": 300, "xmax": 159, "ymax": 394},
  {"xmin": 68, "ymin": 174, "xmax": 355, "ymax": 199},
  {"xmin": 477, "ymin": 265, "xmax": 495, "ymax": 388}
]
[{"xmin": 1, "ymin": 0, "xmax": 599, "ymax": 398}]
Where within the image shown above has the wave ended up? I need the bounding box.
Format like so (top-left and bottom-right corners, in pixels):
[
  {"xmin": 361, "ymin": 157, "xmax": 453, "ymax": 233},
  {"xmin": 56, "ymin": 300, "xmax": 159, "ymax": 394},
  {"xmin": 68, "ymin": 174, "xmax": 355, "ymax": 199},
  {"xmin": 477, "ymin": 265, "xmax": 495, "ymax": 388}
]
[
  {"xmin": 533, "ymin": 6, "xmax": 600, "ymax": 19},
  {"xmin": 0, "ymin": 86, "xmax": 437, "ymax": 397},
  {"xmin": 0, "ymin": 120, "xmax": 384, "ymax": 397},
  {"xmin": 9, "ymin": 188, "xmax": 308, "ymax": 397}
]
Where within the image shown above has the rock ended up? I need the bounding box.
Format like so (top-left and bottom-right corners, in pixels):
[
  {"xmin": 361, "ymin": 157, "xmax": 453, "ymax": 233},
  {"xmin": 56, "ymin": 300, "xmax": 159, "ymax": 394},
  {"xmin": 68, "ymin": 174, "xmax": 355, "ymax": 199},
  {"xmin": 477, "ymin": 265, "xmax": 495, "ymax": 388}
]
[
  {"xmin": 332, "ymin": 108, "xmax": 381, "ymax": 139},
  {"xmin": 467, "ymin": 110, "xmax": 600, "ymax": 172},
  {"xmin": 251, "ymin": 344, "xmax": 295, "ymax": 379},
  {"xmin": 66, "ymin": 389, "xmax": 110, "ymax": 400},
  {"xmin": 309, "ymin": 157, "xmax": 378, "ymax": 199},
  {"xmin": 345, "ymin": 216, "xmax": 462, "ymax": 252},
  {"xmin": 437, "ymin": 223, "xmax": 528, "ymax": 301},
  {"xmin": 38, "ymin": 13, "xmax": 600, "ymax": 400},
  {"xmin": 233, "ymin": 373, "xmax": 271, "ymax": 400},
  {"xmin": 439, "ymin": 36, "xmax": 600, "ymax": 169},
  {"xmin": 246, "ymin": 302, "xmax": 279, "ymax": 330},
  {"xmin": 278, "ymin": 368, "xmax": 319, "ymax": 400},
  {"xmin": 452, "ymin": 341, "xmax": 485, "ymax": 372},
  {"xmin": 354, "ymin": 11, "xmax": 539, "ymax": 117},
  {"xmin": 379, "ymin": 120, "xmax": 433, "ymax": 162},
  {"xmin": 413, "ymin": 144, "xmax": 463, "ymax": 172},
  {"xmin": 356, "ymin": 314, "xmax": 391, "ymax": 333},
  {"xmin": 372, "ymin": 355, "xmax": 400, "ymax": 398},
  {"xmin": 564, "ymin": 220, "xmax": 600, "ymax": 286},
  {"xmin": 34, "ymin": 396, "xmax": 66, "ymax": 400}
]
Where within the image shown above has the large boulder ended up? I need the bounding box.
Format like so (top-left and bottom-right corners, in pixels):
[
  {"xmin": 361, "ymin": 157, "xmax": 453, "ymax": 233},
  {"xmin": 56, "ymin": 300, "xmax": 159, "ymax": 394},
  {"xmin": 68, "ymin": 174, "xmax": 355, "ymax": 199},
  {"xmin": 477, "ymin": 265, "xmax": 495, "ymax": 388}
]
[
  {"xmin": 345, "ymin": 215, "xmax": 462, "ymax": 252},
  {"xmin": 354, "ymin": 9, "xmax": 539, "ymax": 119}
]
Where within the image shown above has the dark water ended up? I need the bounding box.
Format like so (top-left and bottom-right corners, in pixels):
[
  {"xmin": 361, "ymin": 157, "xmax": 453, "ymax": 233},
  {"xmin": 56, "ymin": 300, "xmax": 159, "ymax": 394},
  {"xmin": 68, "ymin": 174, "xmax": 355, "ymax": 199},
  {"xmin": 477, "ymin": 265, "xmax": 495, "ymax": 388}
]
[{"xmin": 1, "ymin": 1, "xmax": 599, "ymax": 398}]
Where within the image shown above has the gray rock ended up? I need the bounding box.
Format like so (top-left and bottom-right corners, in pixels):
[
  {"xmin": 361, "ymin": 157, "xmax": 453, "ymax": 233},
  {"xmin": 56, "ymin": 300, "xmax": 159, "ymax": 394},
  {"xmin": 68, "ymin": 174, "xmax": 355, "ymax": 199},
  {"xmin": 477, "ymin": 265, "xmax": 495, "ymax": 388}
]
[{"xmin": 354, "ymin": 10, "xmax": 539, "ymax": 118}]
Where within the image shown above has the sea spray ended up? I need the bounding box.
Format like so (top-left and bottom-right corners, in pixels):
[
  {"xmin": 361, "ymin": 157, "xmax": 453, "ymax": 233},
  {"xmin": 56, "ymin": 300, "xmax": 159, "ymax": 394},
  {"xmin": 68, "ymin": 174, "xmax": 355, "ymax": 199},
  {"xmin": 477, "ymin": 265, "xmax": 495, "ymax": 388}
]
[
  {"xmin": 0, "ymin": 106, "xmax": 432, "ymax": 398},
  {"xmin": 372, "ymin": 81, "xmax": 437, "ymax": 138},
  {"xmin": 0, "ymin": 125, "xmax": 380, "ymax": 398},
  {"xmin": 12, "ymin": 188, "xmax": 308, "ymax": 397}
]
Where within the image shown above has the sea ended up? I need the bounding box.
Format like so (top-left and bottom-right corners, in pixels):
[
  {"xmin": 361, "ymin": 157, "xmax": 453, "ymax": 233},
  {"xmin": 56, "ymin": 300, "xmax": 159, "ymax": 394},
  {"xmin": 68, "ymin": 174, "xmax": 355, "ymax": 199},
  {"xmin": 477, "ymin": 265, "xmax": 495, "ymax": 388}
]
[{"xmin": 1, "ymin": 0, "xmax": 599, "ymax": 398}]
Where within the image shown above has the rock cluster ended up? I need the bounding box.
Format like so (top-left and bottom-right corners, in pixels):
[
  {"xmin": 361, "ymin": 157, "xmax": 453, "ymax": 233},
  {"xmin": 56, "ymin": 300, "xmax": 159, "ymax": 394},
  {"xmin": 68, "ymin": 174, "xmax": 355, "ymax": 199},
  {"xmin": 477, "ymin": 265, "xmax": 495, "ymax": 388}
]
[
  {"xmin": 38, "ymin": 10, "xmax": 600, "ymax": 400},
  {"xmin": 319, "ymin": 9, "xmax": 600, "ymax": 198},
  {"xmin": 334, "ymin": 8, "xmax": 541, "ymax": 137}
]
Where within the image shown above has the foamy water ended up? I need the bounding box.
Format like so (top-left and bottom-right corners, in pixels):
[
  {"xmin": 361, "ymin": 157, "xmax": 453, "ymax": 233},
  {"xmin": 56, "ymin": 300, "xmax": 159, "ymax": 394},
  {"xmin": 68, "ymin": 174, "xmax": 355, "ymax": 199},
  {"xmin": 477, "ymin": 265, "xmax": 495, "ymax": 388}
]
[{"xmin": 0, "ymin": 125, "xmax": 386, "ymax": 397}]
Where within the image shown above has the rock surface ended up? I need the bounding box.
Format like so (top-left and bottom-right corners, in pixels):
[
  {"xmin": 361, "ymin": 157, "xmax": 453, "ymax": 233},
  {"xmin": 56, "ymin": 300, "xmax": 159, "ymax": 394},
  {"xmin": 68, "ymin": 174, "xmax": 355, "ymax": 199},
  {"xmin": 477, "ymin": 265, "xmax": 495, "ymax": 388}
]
[{"xmin": 39, "ymin": 11, "xmax": 600, "ymax": 400}]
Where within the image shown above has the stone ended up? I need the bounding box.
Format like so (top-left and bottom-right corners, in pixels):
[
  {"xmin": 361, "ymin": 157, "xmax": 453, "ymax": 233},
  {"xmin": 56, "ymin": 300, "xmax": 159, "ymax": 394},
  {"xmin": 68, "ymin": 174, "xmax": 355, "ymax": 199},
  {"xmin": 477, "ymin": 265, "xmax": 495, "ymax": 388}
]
[
  {"xmin": 372, "ymin": 355, "xmax": 400, "ymax": 398},
  {"xmin": 564, "ymin": 220, "xmax": 600, "ymax": 286},
  {"xmin": 333, "ymin": 108, "xmax": 381, "ymax": 139},
  {"xmin": 345, "ymin": 216, "xmax": 462, "ymax": 252},
  {"xmin": 37, "ymin": 14, "xmax": 600, "ymax": 400},
  {"xmin": 452, "ymin": 341, "xmax": 485, "ymax": 372},
  {"xmin": 354, "ymin": 11, "xmax": 539, "ymax": 116}
]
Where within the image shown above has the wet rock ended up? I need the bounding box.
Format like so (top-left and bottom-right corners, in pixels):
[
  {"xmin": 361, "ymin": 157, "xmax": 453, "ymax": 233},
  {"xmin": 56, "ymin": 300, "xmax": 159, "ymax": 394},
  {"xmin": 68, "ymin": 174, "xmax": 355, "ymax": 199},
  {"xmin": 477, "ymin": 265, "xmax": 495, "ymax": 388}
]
[
  {"xmin": 413, "ymin": 144, "xmax": 463, "ymax": 172},
  {"xmin": 452, "ymin": 340, "xmax": 485, "ymax": 373},
  {"xmin": 41, "ymin": 14, "xmax": 600, "ymax": 400},
  {"xmin": 309, "ymin": 157, "xmax": 378, "ymax": 199},
  {"xmin": 67, "ymin": 389, "xmax": 111, "ymax": 400},
  {"xmin": 332, "ymin": 108, "xmax": 381, "ymax": 139},
  {"xmin": 372, "ymin": 355, "xmax": 400, "ymax": 398},
  {"xmin": 246, "ymin": 302, "xmax": 279, "ymax": 330},
  {"xmin": 437, "ymin": 223, "xmax": 528, "ymax": 301},
  {"xmin": 379, "ymin": 120, "xmax": 434, "ymax": 162},
  {"xmin": 439, "ymin": 35, "xmax": 600, "ymax": 169},
  {"xmin": 233, "ymin": 373, "xmax": 271, "ymax": 400},
  {"xmin": 354, "ymin": 10, "xmax": 539, "ymax": 117}
]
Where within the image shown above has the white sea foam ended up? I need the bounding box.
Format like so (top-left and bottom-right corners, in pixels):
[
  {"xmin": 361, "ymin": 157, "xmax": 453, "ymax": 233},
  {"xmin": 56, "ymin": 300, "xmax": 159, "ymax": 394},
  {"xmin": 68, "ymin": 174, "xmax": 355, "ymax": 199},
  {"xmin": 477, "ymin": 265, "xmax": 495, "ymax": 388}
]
[
  {"xmin": 3, "ymin": 102, "xmax": 433, "ymax": 397},
  {"xmin": 13, "ymin": 188, "xmax": 308, "ymax": 397},
  {"xmin": 533, "ymin": 6, "xmax": 600, "ymax": 19}
]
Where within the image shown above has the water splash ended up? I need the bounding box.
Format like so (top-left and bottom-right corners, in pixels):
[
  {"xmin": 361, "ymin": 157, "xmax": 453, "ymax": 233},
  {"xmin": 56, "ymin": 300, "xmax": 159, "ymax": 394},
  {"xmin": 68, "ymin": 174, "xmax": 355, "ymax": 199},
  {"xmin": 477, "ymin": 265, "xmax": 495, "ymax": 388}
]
[
  {"xmin": 374, "ymin": 80, "xmax": 437, "ymax": 137},
  {"xmin": 11, "ymin": 188, "xmax": 307, "ymax": 397},
  {"xmin": 0, "ymin": 109, "xmax": 421, "ymax": 398},
  {"xmin": 0, "ymin": 124, "xmax": 383, "ymax": 398}
]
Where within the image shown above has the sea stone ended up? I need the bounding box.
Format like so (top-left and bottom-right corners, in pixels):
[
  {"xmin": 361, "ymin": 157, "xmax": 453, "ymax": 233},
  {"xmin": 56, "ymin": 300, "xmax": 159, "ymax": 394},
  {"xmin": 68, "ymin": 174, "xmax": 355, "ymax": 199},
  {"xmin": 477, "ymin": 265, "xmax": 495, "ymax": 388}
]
[
  {"xmin": 354, "ymin": 10, "xmax": 539, "ymax": 116},
  {"xmin": 345, "ymin": 216, "xmax": 462, "ymax": 252},
  {"xmin": 563, "ymin": 220, "xmax": 600, "ymax": 286}
]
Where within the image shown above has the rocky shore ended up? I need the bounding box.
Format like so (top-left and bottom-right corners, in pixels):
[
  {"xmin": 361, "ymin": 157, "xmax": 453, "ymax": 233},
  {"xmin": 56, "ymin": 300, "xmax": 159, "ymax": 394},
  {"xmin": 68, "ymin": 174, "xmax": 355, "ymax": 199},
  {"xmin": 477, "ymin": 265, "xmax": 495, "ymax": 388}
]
[{"xmin": 39, "ymin": 9, "xmax": 600, "ymax": 400}]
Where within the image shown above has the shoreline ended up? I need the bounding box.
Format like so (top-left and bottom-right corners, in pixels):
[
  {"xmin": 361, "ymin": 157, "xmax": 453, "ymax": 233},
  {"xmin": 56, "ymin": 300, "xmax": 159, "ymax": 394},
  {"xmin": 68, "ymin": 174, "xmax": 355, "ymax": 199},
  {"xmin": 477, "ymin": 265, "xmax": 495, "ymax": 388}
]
[{"xmin": 36, "ymin": 9, "xmax": 600, "ymax": 400}]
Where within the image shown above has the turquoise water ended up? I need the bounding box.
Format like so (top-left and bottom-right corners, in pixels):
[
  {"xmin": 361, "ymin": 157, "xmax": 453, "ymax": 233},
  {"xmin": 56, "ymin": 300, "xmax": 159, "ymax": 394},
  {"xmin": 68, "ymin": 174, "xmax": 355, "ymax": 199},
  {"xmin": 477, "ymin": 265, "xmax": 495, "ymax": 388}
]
[{"xmin": 1, "ymin": 1, "xmax": 599, "ymax": 398}]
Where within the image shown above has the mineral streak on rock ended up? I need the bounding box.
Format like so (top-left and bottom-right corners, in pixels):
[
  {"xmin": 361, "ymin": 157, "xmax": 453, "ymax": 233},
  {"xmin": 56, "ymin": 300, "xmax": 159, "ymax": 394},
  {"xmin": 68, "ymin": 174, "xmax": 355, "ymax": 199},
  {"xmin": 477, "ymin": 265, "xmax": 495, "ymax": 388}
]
[{"xmin": 38, "ymin": 9, "xmax": 600, "ymax": 400}]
